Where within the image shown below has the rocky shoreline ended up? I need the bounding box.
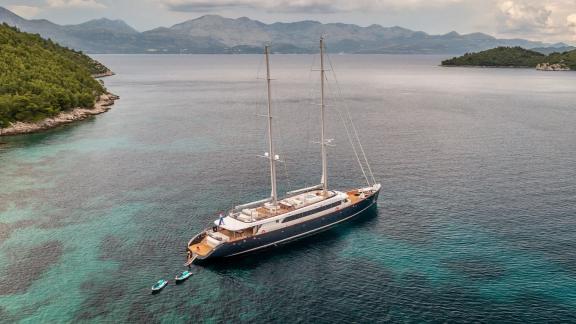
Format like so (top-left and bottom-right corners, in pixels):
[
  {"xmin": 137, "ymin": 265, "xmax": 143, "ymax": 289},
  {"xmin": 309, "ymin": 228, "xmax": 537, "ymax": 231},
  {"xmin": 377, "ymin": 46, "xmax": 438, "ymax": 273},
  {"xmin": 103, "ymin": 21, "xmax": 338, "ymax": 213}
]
[
  {"xmin": 93, "ymin": 71, "xmax": 116, "ymax": 78},
  {"xmin": 443, "ymin": 64, "xmax": 573, "ymax": 71},
  {"xmin": 536, "ymin": 63, "xmax": 571, "ymax": 71},
  {"xmin": 0, "ymin": 92, "xmax": 119, "ymax": 136}
]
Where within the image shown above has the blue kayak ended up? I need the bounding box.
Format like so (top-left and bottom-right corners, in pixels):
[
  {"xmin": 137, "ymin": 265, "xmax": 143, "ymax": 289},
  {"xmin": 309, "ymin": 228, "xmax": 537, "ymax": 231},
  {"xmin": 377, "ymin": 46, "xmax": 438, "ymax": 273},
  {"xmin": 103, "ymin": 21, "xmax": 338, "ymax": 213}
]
[
  {"xmin": 175, "ymin": 270, "xmax": 193, "ymax": 283},
  {"xmin": 151, "ymin": 279, "xmax": 168, "ymax": 293}
]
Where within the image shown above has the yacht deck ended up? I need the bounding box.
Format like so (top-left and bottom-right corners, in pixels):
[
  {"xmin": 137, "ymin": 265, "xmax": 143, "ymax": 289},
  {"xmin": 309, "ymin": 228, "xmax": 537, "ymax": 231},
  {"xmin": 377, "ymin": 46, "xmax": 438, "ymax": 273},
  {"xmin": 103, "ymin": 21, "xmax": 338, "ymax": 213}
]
[
  {"xmin": 346, "ymin": 189, "xmax": 363, "ymax": 204},
  {"xmin": 231, "ymin": 190, "xmax": 334, "ymax": 223},
  {"xmin": 189, "ymin": 239, "xmax": 212, "ymax": 257}
]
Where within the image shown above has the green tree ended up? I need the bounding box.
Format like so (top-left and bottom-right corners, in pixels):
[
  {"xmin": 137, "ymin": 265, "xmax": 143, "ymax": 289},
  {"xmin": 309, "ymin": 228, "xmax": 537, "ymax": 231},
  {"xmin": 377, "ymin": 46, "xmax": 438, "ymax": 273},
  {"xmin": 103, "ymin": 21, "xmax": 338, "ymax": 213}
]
[
  {"xmin": 442, "ymin": 46, "xmax": 576, "ymax": 69},
  {"xmin": 0, "ymin": 24, "xmax": 112, "ymax": 127}
]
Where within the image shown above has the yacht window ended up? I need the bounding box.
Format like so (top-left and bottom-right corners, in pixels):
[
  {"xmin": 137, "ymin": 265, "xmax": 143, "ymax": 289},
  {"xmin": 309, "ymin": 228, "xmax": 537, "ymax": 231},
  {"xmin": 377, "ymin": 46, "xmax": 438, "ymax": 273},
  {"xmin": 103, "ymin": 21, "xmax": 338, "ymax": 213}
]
[{"xmin": 282, "ymin": 201, "xmax": 341, "ymax": 223}]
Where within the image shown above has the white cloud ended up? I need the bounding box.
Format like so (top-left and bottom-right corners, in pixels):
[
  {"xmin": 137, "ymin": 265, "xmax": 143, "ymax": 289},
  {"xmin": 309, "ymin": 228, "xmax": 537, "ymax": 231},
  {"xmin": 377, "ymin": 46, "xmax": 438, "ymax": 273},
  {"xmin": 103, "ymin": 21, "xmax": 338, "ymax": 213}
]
[
  {"xmin": 567, "ymin": 13, "xmax": 576, "ymax": 29},
  {"xmin": 497, "ymin": 0, "xmax": 551, "ymax": 32},
  {"xmin": 7, "ymin": 5, "xmax": 41, "ymax": 18},
  {"xmin": 495, "ymin": 0, "xmax": 576, "ymax": 41},
  {"xmin": 46, "ymin": 0, "xmax": 107, "ymax": 9}
]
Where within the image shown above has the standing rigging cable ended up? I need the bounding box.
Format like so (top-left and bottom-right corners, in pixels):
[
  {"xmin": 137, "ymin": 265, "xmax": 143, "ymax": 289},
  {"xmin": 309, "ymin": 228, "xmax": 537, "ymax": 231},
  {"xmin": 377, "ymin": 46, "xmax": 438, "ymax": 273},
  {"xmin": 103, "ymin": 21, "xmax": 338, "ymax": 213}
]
[
  {"xmin": 325, "ymin": 51, "xmax": 376, "ymax": 185},
  {"xmin": 325, "ymin": 80, "xmax": 371, "ymax": 186}
]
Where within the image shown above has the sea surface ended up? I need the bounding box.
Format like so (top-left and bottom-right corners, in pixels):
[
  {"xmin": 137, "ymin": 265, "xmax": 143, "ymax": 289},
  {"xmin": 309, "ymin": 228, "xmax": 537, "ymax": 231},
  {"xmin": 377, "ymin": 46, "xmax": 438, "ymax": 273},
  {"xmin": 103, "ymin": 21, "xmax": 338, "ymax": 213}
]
[{"xmin": 1, "ymin": 54, "xmax": 576, "ymax": 323}]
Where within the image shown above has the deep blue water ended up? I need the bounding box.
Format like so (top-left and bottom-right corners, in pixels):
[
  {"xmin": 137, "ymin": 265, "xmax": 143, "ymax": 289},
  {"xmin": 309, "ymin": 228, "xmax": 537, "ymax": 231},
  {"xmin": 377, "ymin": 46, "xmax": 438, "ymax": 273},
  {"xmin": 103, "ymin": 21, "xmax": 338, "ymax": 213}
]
[{"xmin": 1, "ymin": 54, "xmax": 576, "ymax": 323}]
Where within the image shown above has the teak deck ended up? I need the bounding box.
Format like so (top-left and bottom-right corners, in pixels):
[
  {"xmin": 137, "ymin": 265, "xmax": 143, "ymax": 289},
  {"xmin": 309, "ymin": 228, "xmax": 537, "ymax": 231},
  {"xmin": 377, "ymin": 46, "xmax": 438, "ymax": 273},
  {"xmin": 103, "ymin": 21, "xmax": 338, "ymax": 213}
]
[
  {"xmin": 346, "ymin": 190, "xmax": 362, "ymax": 204},
  {"xmin": 189, "ymin": 239, "xmax": 212, "ymax": 256}
]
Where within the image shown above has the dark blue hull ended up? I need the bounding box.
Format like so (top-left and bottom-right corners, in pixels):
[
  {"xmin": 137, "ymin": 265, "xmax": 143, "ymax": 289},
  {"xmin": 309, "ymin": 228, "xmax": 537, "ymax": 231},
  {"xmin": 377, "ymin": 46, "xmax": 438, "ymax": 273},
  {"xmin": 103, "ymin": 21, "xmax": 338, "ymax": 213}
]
[{"xmin": 200, "ymin": 190, "xmax": 379, "ymax": 260}]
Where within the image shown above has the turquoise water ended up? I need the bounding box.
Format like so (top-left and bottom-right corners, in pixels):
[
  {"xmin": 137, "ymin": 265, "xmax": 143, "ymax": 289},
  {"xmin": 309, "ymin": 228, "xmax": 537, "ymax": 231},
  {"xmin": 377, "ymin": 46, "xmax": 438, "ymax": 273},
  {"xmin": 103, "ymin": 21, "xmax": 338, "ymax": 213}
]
[{"xmin": 1, "ymin": 54, "xmax": 576, "ymax": 322}]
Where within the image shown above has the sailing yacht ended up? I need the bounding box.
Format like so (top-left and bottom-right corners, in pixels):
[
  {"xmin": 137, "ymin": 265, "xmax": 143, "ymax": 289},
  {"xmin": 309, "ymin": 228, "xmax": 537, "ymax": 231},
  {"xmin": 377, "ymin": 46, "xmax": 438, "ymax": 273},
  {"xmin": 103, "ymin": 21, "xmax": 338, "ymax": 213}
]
[{"xmin": 186, "ymin": 38, "xmax": 381, "ymax": 263}]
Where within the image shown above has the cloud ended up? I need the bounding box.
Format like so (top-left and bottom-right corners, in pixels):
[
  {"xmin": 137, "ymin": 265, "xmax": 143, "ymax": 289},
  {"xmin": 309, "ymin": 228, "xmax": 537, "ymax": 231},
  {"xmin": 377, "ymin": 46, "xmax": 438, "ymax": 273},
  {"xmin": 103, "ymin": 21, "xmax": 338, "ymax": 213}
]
[
  {"xmin": 567, "ymin": 13, "xmax": 576, "ymax": 29},
  {"xmin": 46, "ymin": 0, "xmax": 107, "ymax": 9},
  {"xmin": 495, "ymin": 0, "xmax": 576, "ymax": 41},
  {"xmin": 7, "ymin": 5, "xmax": 41, "ymax": 18},
  {"xmin": 161, "ymin": 0, "xmax": 465, "ymax": 14},
  {"xmin": 497, "ymin": 0, "xmax": 551, "ymax": 33}
]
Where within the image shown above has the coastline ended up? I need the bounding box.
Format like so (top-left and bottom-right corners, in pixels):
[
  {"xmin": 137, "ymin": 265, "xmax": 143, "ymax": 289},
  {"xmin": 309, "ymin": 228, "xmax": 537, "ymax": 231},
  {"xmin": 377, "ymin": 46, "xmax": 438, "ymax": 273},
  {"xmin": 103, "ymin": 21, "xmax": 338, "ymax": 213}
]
[
  {"xmin": 93, "ymin": 71, "xmax": 116, "ymax": 78},
  {"xmin": 441, "ymin": 64, "xmax": 573, "ymax": 71},
  {"xmin": 0, "ymin": 92, "xmax": 119, "ymax": 137},
  {"xmin": 441, "ymin": 65, "xmax": 533, "ymax": 69}
]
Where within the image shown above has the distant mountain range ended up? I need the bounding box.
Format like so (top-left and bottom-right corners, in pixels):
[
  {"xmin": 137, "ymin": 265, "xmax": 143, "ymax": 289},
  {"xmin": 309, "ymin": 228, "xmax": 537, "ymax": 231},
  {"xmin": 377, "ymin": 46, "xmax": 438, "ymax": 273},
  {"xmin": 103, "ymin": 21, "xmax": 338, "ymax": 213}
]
[{"xmin": 0, "ymin": 6, "xmax": 572, "ymax": 54}]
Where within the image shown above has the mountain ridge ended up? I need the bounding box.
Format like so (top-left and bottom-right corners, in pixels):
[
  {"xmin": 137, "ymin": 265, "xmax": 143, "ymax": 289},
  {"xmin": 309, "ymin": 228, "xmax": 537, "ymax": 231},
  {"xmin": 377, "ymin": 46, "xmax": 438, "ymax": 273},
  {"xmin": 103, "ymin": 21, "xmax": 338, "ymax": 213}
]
[{"xmin": 0, "ymin": 6, "xmax": 570, "ymax": 54}]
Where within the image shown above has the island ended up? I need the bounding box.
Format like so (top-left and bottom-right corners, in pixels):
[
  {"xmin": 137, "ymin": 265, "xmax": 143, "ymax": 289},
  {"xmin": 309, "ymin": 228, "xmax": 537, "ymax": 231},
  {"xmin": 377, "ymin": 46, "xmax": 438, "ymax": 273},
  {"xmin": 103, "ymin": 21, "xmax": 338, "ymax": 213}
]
[
  {"xmin": 441, "ymin": 46, "xmax": 576, "ymax": 71},
  {"xmin": 0, "ymin": 24, "xmax": 118, "ymax": 136}
]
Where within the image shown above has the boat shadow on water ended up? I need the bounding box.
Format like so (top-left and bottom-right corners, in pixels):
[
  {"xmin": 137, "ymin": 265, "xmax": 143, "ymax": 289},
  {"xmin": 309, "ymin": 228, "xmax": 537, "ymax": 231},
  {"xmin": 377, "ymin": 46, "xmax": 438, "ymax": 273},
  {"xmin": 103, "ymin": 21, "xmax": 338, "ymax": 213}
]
[{"xmin": 202, "ymin": 205, "xmax": 379, "ymax": 272}]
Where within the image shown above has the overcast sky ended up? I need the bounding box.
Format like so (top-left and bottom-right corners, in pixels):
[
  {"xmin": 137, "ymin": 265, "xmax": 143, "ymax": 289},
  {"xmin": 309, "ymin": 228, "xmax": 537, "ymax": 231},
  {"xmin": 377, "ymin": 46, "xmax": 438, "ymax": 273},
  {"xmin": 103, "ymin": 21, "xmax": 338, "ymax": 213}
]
[{"xmin": 2, "ymin": 0, "xmax": 576, "ymax": 43}]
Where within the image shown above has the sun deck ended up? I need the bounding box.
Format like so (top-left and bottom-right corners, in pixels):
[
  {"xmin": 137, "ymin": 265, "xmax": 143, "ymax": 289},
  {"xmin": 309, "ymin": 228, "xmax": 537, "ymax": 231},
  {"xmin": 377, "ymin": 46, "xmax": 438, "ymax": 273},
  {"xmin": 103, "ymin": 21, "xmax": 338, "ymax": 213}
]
[
  {"xmin": 229, "ymin": 190, "xmax": 334, "ymax": 223},
  {"xmin": 188, "ymin": 227, "xmax": 257, "ymax": 256},
  {"xmin": 346, "ymin": 189, "xmax": 363, "ymax": 204},
  {"xmin": 189, "ymin": 239, "xmax": 212, "ymax": 256}
]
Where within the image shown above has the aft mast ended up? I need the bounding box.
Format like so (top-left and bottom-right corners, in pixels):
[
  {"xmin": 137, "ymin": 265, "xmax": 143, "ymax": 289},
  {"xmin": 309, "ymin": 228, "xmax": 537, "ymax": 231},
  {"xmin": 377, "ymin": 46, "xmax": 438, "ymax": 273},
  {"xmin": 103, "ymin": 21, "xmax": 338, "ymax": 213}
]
[
  {"xmin": 320, "ymin": 37, "xmax": 328, "ymax": 196},
  {"xmin": 265, "ymin": 46, "xmax": 278, "ymax": 205}
]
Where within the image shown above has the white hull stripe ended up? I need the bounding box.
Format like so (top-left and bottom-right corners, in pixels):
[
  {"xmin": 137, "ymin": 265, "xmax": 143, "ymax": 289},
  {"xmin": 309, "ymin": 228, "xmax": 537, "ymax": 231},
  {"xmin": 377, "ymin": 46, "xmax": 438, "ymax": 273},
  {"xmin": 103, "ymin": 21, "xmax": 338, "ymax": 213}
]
[{"xmin": 225, "ymin": 199, "xmax": 377, "ymax": 257}]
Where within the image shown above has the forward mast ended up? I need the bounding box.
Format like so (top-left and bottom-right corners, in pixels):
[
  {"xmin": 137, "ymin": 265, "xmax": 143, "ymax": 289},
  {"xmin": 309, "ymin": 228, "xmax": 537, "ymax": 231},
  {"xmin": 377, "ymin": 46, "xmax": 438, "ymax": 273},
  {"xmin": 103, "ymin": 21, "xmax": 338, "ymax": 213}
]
[
  {"xmin": 264, "ymin": 45, "xmax": 278, "ymax": 206},
  {"xmin": 319, "ymin": 37, "xmax": 328, "ymax": 196}
]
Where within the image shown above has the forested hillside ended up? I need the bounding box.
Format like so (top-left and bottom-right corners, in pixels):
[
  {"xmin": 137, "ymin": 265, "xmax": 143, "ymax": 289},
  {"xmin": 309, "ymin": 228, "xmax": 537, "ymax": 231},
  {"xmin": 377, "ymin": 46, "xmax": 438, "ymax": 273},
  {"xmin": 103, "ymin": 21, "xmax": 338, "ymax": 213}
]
[
  {"xmin": 546, "ymin": 50, "xmax": 576, "ymax": 69},
  {"xmin": 0, "ymin": 24, "xmax": 110, "ymax": 128},
  {"xmin": 442, "ymin": 46, "xmax": 576, "ymax": 69},
  {"xmin": 442, "ymin": 47, "xmax": 545, "ymax": 67}
]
